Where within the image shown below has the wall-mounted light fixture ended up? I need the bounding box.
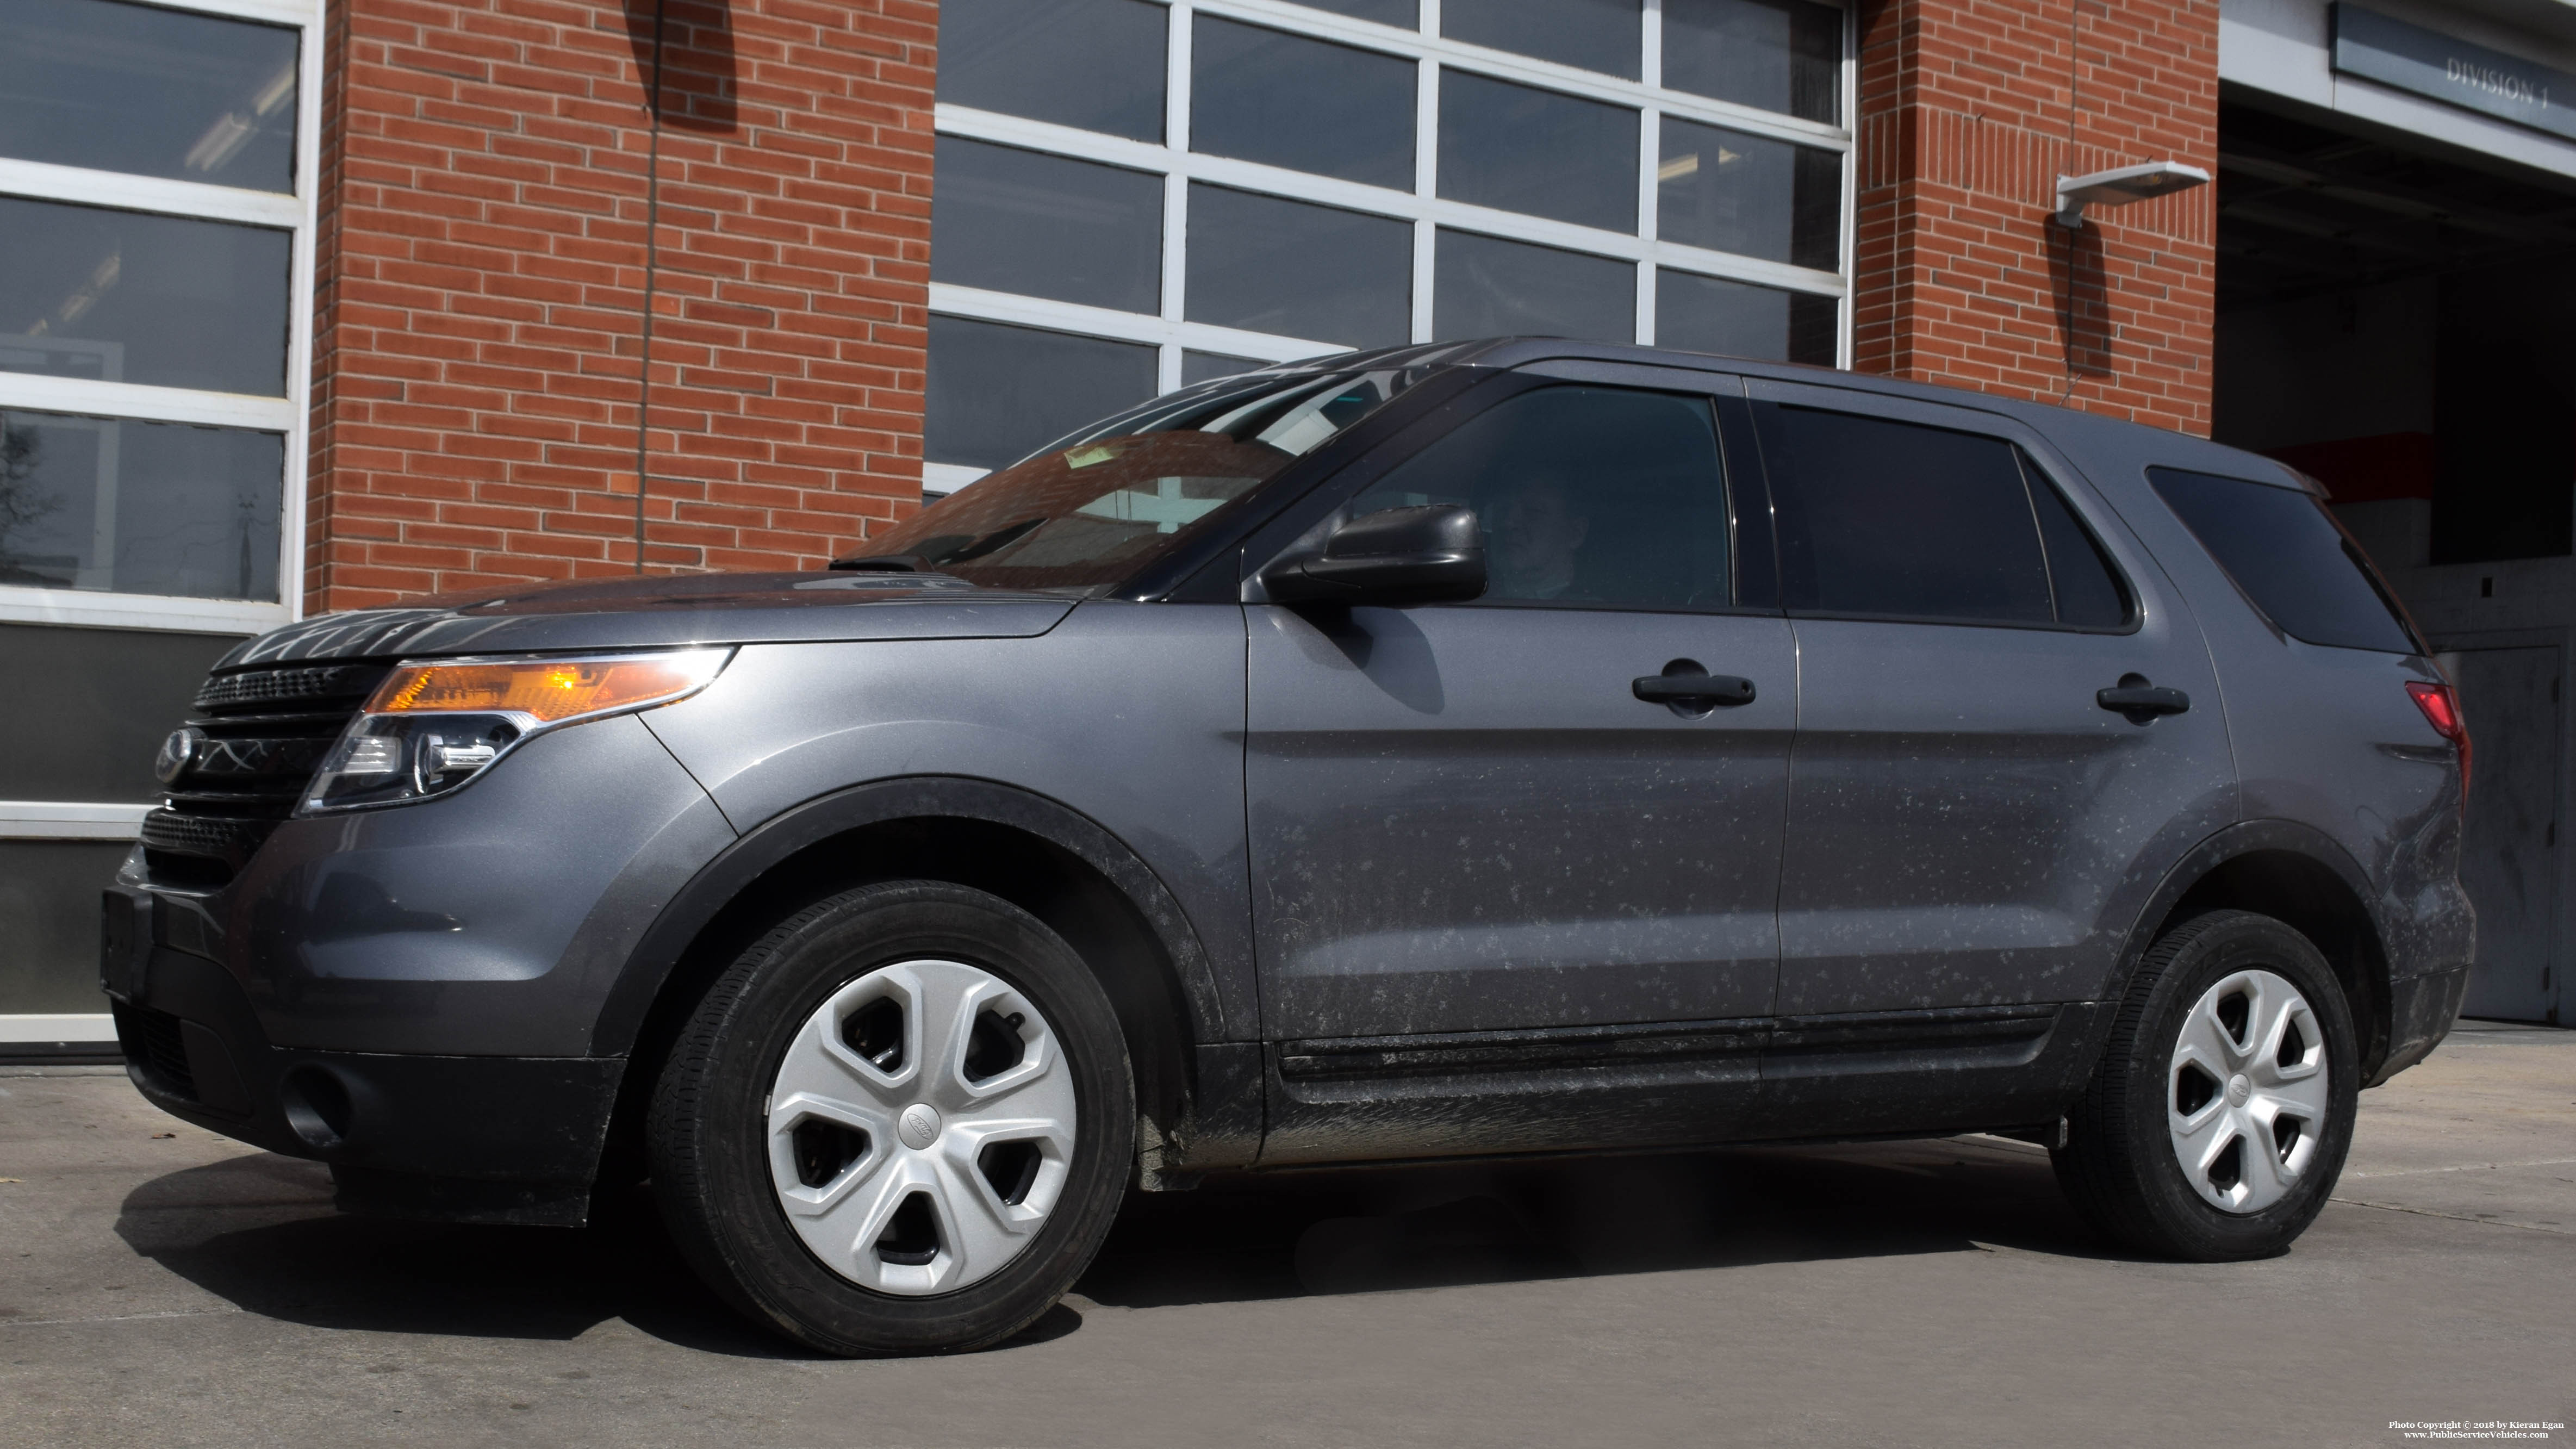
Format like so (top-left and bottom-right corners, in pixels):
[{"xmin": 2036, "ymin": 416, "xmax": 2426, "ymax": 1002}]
[{"xmin": 2053, "ymin": 161, "xmax": 2211, "ymax": 228}]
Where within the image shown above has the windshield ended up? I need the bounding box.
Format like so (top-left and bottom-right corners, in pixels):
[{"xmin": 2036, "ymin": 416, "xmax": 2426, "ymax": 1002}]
[{"xmin": 861, "ymin": 364, "xmax": 1434, "ymax": 593}]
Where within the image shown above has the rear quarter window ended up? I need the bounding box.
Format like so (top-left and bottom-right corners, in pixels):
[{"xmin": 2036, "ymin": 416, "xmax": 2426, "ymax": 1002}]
[{"xmin": 2146, "ymin": 467, "xmax": 2418, "ymax": 655}]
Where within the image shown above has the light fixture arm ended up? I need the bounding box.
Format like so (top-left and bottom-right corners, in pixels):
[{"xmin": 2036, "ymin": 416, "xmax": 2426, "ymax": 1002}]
[{"xmin": 2053, "ymin": 161, "xmax": 2212, "ymax": 229}]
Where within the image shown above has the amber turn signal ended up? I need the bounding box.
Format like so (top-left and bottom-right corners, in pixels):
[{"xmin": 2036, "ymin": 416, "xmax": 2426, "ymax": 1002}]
[{"xmin": 365, "ymin": 649, "xmax": 731, "ymax": 724}]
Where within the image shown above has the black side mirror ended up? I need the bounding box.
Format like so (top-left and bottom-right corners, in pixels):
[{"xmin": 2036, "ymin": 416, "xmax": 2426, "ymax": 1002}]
[{"xmin": 1256, "ymin": 505, "xmax": 1487, "ymax": 606}]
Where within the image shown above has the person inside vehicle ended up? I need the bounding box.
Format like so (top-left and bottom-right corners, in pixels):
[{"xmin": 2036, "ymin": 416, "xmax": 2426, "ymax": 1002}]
[{"xmin": 1487, "ymin": 473, "xmax": 1592, "ymax": 602}]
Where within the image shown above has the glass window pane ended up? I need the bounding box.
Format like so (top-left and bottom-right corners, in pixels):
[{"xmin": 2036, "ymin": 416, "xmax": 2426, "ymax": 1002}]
[
  {"xmin": 2149, "ymin": 468, "xmax": 2417, "ymax": 652},
  {"xmin": 1441, "ymin": 0, "xmax": 1641, "ymax": 78},
  {"xmin": 0, "ymin": 196, "xmax": 291, "ymax": 396},
  {"xmin": 927, "ymin": 316, "xmax": 1159, "ymax": 471},
  {"xmin": 1187, "ymin": 186, "xmax": 1411, "ymax": 348},
  {"xmin": 1657, "ymin": 270, "xmax": 1835, "ymax": 365},
  {"xmin": 1663, "ymin": 0, "xmax": 1840, "ymax": 124},
  {"xmin": 1758, "ymin": 404, "xmax": 2054, "ymax": 625},
  {"xmin": 0, "ymin": 412, "xmax": 282, "ymax": 601},
  {"xmin": 936, "ymin": 0, "xmax": 1166, "ymax": 142},
  {"xmin": 1438, "ymin": 72, "xmax": 1637, "ymax": 233},
  {"xmin": 1434, "ymin": 230, "xmax": 1633, "ymax": 344},
  {"xmin": 2025, "ymin": 462, "xmax": 2131, "ymax": 628},
  {"xmin": 1279, "ymin": 0, "xmax": 1418, "ymax": 27},
  {"xmin": 1657, "ymin": 117, "xmax": 1838, "ymax": 270},
  {"xmin": 1349, "ymin": 387, "xmax": 1729, "ymax": 609},
  {"xmin": 931, "ymin": 138, "xmax": 1163, "ymax": 314},
  {"xmin": 0, "ymin": 0, "xmax": 298, "ymax": 192},
  {"xmin": 1191, "ymin": 18, "xmax": 1414, "ymax": 190},
  {"xmin": 1183, "ymin": 351, "xmax": 1269, "ymax": 385}
]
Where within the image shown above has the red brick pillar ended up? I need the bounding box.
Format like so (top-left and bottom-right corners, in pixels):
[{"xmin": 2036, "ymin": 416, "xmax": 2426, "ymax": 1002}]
[
  {"xmin": 1850, "ymin": 0, "xmax": 2218, "ymax": 436},
  {"xmin": 307, "ymin": 0, "xmax": 934, "ymax": 613}
]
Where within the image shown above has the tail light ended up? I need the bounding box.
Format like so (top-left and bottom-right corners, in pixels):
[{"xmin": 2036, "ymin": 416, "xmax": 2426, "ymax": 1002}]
[{"xmin": 2406, "ymin": 680, "xmax": 2469, "ymax": 798}]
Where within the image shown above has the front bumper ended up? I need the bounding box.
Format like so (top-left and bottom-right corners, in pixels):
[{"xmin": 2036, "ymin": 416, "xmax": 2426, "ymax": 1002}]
[{"xmin": 111, "ymin": 941, "xmax": 623, "ymax": 1226}]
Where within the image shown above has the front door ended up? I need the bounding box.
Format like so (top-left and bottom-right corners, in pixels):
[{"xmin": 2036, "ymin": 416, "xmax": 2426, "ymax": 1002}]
[
  {"xmin": 1246, "ymin": 378, "xmax": 1794, "ymax": 1048},
  {"xmin": 1746, "ymin": 378, "xmax": 2237, "ymax": 1022}
]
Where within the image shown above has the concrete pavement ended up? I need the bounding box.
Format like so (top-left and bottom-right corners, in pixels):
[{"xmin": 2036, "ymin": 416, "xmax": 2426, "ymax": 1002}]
[{"xmin": 2, "ymin": 1018, "xmax": 2568, "ymax": 1448}]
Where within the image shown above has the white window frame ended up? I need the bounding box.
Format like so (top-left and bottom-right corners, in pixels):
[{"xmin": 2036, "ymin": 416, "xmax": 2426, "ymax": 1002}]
[
  {"xmin": 0, "ymin": 0, "xmax": 323, "ymax": 637},
  {"xmin": 928, "ymin": 0, "xmax": 1856, "ymax": 490}
]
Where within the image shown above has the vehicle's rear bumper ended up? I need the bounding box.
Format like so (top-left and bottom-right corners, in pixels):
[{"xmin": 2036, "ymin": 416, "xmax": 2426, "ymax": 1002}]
[
  {"xmin": 2371, "ymin": 963, "xmax": 2473, "ymax": 1086},
  {"xmin": 114, "ymin": 945, "xmax": 622, "ymax": 1226}
]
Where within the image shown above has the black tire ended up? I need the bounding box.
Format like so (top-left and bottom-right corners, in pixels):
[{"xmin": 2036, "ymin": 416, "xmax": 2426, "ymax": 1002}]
[
  {"xmin": 649, "ymin": 880, "xmax": 1135, "ymax": 1355},
  {"xmin": 2053, "ymin": 909, "xmax": 2360, "ymax": 1260}
]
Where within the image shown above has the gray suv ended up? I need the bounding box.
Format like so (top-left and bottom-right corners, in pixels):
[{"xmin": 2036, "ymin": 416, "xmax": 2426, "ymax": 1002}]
[{"xmin": 104, "ymin": 339, "xmax": 2474, "ymax": 1355}]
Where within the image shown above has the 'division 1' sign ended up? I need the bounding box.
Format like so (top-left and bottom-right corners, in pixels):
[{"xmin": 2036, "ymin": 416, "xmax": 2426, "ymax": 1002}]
[{"xmin": 2331, "ymin": 4, "xmax": 2576, "ymax": 144}]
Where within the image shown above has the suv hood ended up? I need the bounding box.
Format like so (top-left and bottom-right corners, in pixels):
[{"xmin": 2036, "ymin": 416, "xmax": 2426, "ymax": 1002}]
[{"xmin": 215, "ymin": 571, "xmax": 1078, "ymax": 668}]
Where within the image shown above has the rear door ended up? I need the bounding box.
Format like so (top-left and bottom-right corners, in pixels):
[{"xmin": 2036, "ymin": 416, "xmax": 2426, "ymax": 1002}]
[{"xmin": 1747, "ymin": 379, "xmax": 2236, "ymax": 1021}]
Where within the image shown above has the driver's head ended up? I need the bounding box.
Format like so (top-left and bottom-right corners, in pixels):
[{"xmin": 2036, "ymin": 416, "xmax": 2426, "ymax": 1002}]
[{"xmin": 1489, "ymin": 474, "xmax": 1589, "ymax": 601}]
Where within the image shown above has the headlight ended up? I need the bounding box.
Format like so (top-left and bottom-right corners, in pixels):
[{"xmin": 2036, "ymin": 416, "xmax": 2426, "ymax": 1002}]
[{"xmin": 300, "ymin": 648, "xmax": 733, "ymax": 814}]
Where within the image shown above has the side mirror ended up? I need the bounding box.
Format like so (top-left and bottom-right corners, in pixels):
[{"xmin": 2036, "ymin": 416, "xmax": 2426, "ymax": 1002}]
[{"xmin": 1256, "ymin": 505, "xmax": 1487, "ymax": 606}]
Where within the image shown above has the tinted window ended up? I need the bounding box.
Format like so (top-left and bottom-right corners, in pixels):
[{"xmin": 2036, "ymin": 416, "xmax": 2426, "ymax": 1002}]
[
  {"xmin": 0, "ymin": 197, "xmax": 291, "ymax": 396},
  {"xmin": 926, "ymin": 317, "xmax": 1158, "ymax": 470},
  {"xmin": 0, "ymin": 411, "xmax": 282, "ymax": 601},
  {"xmin": 1434, "ymin": 230, "xmax": 1633, "ymax": 344},
  {"xmin": 1656, "ymin": 117, "xmax": 1839, "ymax": 270},
  {"xmin": 2027, "ymin": 469, "xmax": 2130, "ymax": 628},
  {"xmin": 881, "ymin": 366, "xmax": 1430, "ymax": 592},
  {"xmin": 1656, "ymin": 271, "xmax": 1835, "ymax": 366},
  {"xmin": 1191, "ymin": 18, "xmax": 1415, "ymax": 189},
  {"xmin": 1441, "ymin": 0, "xmax": 1641, "ymax": 79},
  {"xmin": 1183, "ymin": 351, "xmax": 1268, "ymax": 386},
  {"xmin": 1438, "ymin": 72, "xmax": 1638, "ymax": 234},
  {"xmin": 1758, "ymin": 404, "xmax": 2052, "ymax": 625},
  {"xmin": 1349, "ymin": 387, "xmax": 1731, "ymax": 610},
  {"xmin": 1662, "ymin": 0, "xmax": 1840, "ymax": 124},
  {"xmin": 936, "ymin": 0, "xmax": 1166, "ymax": 141},
  {"xmin": 1186, "ymin": 186, "xmax": 1411, "ymax": 347},
  {"xmin": 2149, "ymin": 467, "xmax": 2417, "ymax": 653},
  {"xmin": 930, "ymin": 138, "xmax": 1163, "ymax": 313},
  {"xmin": 0, "ymin": 0, "xmax": 300, "ymax": 192}
]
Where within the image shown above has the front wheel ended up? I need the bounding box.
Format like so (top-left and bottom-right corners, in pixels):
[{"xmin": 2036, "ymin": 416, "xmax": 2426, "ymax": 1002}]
[
  {"xmin": 2053, "ymin": 910, "xmax": 2360, "ymax": 1260},
  {"xmin": 649, "ymin": 881, "xmax": 1135, "ymax": 1354}
]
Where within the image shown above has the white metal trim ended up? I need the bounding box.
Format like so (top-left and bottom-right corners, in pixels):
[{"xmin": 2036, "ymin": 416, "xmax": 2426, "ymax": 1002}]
[
  {"xmin": 0, "ymin": 157, "xmax": 302, "ymax": 228},
  {"xmin": 0, "ymin": 802, "xmax": 155, "ymax": 841},
  {"xmin": 0, "ymin": 588, "xmax": 284, "ymax": 634},
  {"xmin": 923, "ymin": 462, "xmax": 992, "ymax": 496},
  {"xmin": 0, "ymin": 374, "xmax": 296, "ymax": 431},
  {"xmin": 122, "ymin": 0, "xmax": 319, "ymax": 26},
  {"xmin": 930, "ymin": 283, "xmax": 1353, "ymax": 360},
  {"xmin": 0, "ymin": 1013, "xmax": 119, "ymax": 1046}
]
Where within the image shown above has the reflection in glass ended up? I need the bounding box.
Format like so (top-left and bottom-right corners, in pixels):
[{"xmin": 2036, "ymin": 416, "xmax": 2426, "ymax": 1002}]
[
  {"xmin": 928, "ymin": 316, "xmax": 1160, "ymax": 471},
  {"xmin": 1434, "ymin": 230, "xmax": 1633, "ymax": 343},
  {"xmin": 1439, "ymin": 72, "xmax": 1637, "ymax": 234},
  {"xmin": 0, "ymin": 412, "xmax": 281, "ymax": 601},
  {"xmin": 1441, "ymin": 0, "xmax": 1640, "ymax": 79},
  {"xmin": 936, "ymin": 0, "xmax": 1166, "ymax": 141},
  {"xmin": 0, "ymin": 196, "xmax": 291, "ymax": 396},
  {"xmin": 1184, "ymin": 351, "xmax": 1271, "ymax": 386},
  {"xmin": 1191, "ymin": 18, "xmax": 1415, "ymax": 190},
  {"xmin": 1187, "ymin": 186, "xmax": 1410, "ymax": 348},
  {"xmin": 1663, "ymin": 0, "xmax": 1841, "ymax": 123},
  {"xmin": 1277, "ymin": 0, "xmax": 1418, "ymax": 27},
  {"xmin": 0, "ymin": 0, "xmax": 299, "ymax": 192},
  {"xmin": 1657, "ymin": 117, "xmax": 1839, "ymax": 270},
  {"xmin": 931, "ymin": 138, "xmax": 1163, "ymax": 314},
  {"xmin": 1656, "ymin": 270, "xmax": 1835, "ymax": 364}
]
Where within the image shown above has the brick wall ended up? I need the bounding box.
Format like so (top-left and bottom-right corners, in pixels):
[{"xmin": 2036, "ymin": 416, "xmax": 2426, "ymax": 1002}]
[
  {"xmin": 307, "ymin": 0, "xmax": 934, "ymax": 613},
  {"xmin": 1850, "ymin": 0, "xmax": 2219, "ymax": 436}
]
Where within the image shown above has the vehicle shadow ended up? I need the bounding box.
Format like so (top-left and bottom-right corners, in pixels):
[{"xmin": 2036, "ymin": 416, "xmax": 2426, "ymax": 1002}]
[{"xmin": 116, "ymin": 1136, "xmax": 2114, "ymax": 1353}]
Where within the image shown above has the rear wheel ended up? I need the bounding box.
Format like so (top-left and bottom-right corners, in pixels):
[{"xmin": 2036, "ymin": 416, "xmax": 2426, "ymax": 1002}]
[
  {"xmin": 649, "ymin": 881, "xmax": 1134, "ymax": 1354},
  {"xmin": 2053, "ymin": 910, "xmax": 2359, "ymax": 1260}
]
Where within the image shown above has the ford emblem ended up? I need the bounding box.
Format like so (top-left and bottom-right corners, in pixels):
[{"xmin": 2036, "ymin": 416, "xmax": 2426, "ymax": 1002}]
[{"xmin": 154, "ymin": 727, "xmax": 206, "ymax": 786}]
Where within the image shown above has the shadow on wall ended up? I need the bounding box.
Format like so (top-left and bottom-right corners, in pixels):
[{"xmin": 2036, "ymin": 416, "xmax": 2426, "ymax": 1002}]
[
  {"xmin": 625, "ymin": 0, "xmax": 738, "ymax": 134},
  {"xmin": 2048, "ymin": 220, "xmax": 2115, "ymax": 381}
]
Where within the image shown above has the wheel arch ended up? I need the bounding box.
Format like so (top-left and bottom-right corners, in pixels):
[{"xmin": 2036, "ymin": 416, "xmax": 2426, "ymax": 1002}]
[
  {"xmin": 590, "ymin": 776, "xmax": 1229, "ymax": 1189},
  {"xmin": 2117, "ymin": 821, "xmax": 2395, "ymax": 1081}
]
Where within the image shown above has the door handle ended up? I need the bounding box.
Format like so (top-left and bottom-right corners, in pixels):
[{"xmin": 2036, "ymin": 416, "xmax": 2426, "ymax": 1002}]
[
  {"xmin": 2098, "ymin": 674, "xmax": 2190, "ymax": 724},
  {"xmin": 1633, "ymin": 671, "xmax": 1756, "ymax": 707}
]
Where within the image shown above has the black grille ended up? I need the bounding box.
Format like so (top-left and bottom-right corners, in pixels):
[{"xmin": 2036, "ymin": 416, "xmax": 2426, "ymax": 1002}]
[
  {"xmin": 143, "ymin": 662, "xmax": 390, "ymax": 886},
  {"xmin": 115, "ymin": 1004, "xmax": 197, "ymax": 1100}
]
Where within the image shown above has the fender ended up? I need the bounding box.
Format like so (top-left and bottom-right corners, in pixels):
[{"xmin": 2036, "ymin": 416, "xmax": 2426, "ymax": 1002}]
[{"xmin": 587, "ymin": 775, "xmax": 1232, "ymax": 1058}]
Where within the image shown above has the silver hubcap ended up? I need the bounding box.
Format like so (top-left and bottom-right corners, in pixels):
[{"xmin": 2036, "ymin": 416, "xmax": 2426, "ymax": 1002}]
[
  {"xmin": 766, "ymin": 958, "xmax": 1075, "ymax": 1296},
  {"xmin": 2168, "ymin": 968, "xmax": 2329, "ymax": 1214}
]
